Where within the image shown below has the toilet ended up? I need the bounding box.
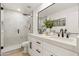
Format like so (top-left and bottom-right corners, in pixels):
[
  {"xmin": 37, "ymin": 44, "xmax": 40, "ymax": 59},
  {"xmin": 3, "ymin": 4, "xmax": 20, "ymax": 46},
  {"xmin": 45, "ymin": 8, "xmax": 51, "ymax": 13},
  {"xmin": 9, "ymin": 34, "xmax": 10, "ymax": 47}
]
[{"xmin": 21, "ymin": 41, "xmax": 29, "ymax": 53}]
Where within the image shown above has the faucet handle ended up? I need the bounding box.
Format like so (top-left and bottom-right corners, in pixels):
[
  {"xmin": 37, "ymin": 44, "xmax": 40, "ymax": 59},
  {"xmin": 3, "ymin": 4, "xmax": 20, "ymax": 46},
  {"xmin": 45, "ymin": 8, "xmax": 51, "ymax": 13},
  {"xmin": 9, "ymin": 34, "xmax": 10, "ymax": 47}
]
[
  {"xmin": 64, "ymin": 29, "xmax": 67, "ymax": 33},
  {"xmin": 66, "ymin": 33, "xmax": 69, "ymax": 38},
  {"xmin": 66, "ymin": 32, "xmax": 70, "ymax": 38},
  {"xmin": 57, "ymin": 32, "xmax": 60, "ymax": 37}
]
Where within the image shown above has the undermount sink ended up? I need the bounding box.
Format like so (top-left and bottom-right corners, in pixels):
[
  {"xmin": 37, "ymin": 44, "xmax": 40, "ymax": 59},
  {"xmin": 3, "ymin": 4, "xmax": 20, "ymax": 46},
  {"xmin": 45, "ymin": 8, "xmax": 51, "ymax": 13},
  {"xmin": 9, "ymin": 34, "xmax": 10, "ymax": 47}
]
[
  {"xmin": 49, "ymin": 36, "xmax": 75, "ymax": 41},
  {"xmin": 46, "ymin": 35, "xmax": 77, "ymax": 46},
  {"xmin": 39, "ymin": 34, "xmax": 76, "ymax": 43},
  {"xmin": 42, "ymin": 34, "xmax": 76, "ymax": 42}
]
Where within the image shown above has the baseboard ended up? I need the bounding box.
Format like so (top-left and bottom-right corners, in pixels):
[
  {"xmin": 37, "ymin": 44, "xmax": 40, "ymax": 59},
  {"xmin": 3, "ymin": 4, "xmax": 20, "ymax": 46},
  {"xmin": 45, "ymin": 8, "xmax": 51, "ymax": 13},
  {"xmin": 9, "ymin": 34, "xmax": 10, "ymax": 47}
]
[{"xmin": 1, "ymin": 44, "xmax": 21, "ymax": 53}]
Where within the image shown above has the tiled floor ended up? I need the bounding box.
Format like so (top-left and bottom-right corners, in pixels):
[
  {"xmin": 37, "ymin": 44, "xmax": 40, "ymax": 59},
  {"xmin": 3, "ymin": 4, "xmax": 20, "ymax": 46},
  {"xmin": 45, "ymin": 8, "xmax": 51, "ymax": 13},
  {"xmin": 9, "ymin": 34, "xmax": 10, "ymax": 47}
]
[{"xmin": 1, "ymin": 48, "xmax": 30, "ymax": 56}]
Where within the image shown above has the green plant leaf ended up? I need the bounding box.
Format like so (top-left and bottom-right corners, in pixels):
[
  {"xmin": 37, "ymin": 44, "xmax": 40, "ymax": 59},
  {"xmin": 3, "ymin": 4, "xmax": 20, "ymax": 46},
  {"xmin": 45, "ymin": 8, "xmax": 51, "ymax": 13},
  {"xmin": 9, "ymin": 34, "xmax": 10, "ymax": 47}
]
[{"xmin": 43, "ymin": 19, "xmax": 54, "ymax": 28}]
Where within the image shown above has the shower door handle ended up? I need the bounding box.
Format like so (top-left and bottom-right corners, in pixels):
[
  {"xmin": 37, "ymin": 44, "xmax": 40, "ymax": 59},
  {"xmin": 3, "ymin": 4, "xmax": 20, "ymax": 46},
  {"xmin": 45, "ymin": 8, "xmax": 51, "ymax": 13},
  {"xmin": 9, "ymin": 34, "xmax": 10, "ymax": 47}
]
[
  {"xmin": 17, "ymin": 29, "xmax": 19, "ymax": 34},
  {"xmin": 30, "ymin": 42, "xmax": 32, "ymax": 49}
]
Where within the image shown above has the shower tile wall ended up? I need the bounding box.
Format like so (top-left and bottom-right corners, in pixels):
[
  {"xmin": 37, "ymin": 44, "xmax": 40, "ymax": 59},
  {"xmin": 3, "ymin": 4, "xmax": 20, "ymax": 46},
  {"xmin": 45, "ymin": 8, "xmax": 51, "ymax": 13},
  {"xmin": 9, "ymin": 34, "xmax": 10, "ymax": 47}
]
[{"xmin": 2, "ymin": 10, "xmax": 30, "ymax": 51}]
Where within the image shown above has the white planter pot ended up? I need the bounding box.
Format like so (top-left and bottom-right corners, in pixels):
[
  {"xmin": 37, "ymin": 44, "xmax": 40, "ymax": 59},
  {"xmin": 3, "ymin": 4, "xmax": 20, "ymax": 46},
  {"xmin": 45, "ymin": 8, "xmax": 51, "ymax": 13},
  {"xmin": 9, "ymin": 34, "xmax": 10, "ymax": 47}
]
[
  {"xmin": 46, "ymin": 28, "xmax": 50, "ymax": 33},
  {"xmin": 45, "ymin": 28, "xmax": 51, "ymax": 35}
]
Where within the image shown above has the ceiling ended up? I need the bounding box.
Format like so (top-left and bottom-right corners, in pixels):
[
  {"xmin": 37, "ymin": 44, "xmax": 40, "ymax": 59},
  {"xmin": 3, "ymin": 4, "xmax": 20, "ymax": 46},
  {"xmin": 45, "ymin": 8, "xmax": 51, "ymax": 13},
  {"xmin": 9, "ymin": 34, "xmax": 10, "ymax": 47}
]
[
  {"xmin": 2, "ymin": 3, "xmax": 42, "ymax": 14},
  {"xmin": 39, "ymin": 3, "xmax": 78, "ymax": 18}
]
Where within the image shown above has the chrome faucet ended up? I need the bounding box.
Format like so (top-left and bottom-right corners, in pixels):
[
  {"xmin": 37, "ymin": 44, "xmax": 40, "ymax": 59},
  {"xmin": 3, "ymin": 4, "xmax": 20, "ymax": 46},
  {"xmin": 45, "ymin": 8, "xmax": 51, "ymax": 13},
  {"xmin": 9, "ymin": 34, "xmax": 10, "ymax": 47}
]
[{"xmin": 60, "ymin": 28, "xmax": 64, "ymax": 37}]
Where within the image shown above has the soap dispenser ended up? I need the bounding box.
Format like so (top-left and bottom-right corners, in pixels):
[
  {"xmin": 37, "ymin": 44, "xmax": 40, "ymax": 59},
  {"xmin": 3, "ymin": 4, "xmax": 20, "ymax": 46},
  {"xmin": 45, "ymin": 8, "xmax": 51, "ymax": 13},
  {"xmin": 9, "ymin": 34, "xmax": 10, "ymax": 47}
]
[{"xmin": 58, "ymin": 33, "xmax": 60, "ymax": 37}]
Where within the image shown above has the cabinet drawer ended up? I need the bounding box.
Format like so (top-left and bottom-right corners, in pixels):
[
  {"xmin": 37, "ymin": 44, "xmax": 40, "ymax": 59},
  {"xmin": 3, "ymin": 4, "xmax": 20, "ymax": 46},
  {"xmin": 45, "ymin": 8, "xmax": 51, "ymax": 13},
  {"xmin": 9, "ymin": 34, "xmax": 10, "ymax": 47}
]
[
  {"xmin": 33, "ymin": 39, "xmax": 43, "ymax": 48},
  {"xmin": 34, "ymin": 48, "xmax": 43, "ymax": 56},
  {"xmin": 34, "ymin": 41, "xmax": 42, "ymax": 48},
  {"xmin": 29, "ymin": 36, "xmax": 43, "ymax": 46},
  {"xmin": 34, "ymin": 44, "xmax": 43, "ymax": 56}
]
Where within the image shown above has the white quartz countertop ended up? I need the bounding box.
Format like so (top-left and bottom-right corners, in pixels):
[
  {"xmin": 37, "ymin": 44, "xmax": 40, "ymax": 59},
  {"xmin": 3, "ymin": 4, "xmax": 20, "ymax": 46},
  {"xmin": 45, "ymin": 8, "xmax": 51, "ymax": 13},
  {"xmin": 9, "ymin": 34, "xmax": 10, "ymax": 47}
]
[
  {"xmin": 29, "ymin": 33, "xmax": 78, "ymax": 53},
  {"xmin": 30, "ymin": 34, "xmax": 77, "ymax": 46}
]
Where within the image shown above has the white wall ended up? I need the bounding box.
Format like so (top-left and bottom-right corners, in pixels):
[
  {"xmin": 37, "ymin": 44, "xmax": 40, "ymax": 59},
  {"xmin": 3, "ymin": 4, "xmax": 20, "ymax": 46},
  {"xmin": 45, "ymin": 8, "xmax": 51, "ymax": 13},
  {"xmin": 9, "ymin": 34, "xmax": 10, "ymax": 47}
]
[
  {"xmin": 33, "ymin": 3, "xmax": 53, "ymax": 34},
  {"xmin": 49, "ymin": 5, "xmax": 79, "ymax": 33}
]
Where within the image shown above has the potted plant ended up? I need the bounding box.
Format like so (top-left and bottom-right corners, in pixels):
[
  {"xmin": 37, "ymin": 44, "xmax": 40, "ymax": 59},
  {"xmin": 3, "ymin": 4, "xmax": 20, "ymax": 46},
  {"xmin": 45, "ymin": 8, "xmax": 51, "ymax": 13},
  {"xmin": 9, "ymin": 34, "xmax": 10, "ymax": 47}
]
[{"xmin": 43, "ymin": 19, "xmax": 54, "ymax": 35}]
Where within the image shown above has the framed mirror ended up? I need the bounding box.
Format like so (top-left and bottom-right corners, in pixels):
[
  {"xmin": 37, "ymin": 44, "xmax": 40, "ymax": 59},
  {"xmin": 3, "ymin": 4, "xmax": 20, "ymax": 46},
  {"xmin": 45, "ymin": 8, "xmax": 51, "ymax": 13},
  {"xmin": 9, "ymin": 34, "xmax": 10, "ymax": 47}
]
[{"xmin": 38, "ymin": 3, "xmax": 79, "ymax": 34}]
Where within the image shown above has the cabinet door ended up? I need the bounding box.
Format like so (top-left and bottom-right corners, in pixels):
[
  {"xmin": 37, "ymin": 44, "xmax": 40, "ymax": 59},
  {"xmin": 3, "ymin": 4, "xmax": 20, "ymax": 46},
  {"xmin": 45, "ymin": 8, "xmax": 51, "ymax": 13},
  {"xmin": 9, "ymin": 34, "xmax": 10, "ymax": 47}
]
[
  {"xmin": 43, "ymin": 41, "xmax": 77, "ymax": 56},
  {"xmin": 44, "ymin": 41, "xmax": 77, "ymax": 56},
  {"xmin": 33, "ymin": 40, "xmax": 43, "ymax": 56},
  {"xmin": 43, "ymin": 42, "xmax": 55, "ymax": 56},
  {"xmin": 52, "ymin": 45, "xmax": 78, "ymax": 56},
  {"xmin": 28, "ymin": 36, "xmax": 34, "ymax": 56},
  {"xmin": 43, "ymin": 49, "xmax": 55, "ymax": 56},
  {"xmin": 28, "ymin": 41, "xmax": 32, "ymax": 55}
]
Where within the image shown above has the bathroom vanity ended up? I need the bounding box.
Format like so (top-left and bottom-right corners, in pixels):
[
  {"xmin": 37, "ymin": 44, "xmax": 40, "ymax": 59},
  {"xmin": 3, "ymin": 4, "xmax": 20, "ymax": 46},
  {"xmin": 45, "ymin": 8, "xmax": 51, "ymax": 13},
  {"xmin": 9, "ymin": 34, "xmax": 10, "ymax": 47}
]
[
  {"xmin": 28, "ymin": 3, "xmax": 79, "ymax": 56},
  {"xmin": 28, "ymin": 33, "xmax": 79, "ymax": 56}
]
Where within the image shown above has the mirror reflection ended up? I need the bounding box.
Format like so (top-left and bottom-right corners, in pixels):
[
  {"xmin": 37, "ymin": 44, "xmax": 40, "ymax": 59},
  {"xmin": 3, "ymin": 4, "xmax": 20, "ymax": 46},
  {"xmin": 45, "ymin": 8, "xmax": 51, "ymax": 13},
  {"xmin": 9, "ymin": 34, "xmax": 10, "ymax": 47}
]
[{"xmin": 38, "ymin": 3, "xmax": 79, "ymax": 34}]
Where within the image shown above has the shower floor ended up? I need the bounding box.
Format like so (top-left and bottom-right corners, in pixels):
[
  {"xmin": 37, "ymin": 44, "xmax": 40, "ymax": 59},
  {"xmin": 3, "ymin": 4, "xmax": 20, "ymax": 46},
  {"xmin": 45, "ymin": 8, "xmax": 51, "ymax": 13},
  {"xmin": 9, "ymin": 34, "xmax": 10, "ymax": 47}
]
[{"xmin": 1, "ymin": 48, "xmax": 30, "ymax": 56}]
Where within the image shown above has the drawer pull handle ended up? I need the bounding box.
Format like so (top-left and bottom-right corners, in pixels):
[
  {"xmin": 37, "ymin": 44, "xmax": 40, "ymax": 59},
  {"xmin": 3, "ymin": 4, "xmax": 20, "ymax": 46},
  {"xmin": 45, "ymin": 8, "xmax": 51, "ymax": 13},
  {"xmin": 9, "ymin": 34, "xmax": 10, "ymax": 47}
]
[
  {"xmin": 36, "ymin": 42, "xmax": 41, "ymax": 44},
  {"xmin": 36, "ymin": 49, "xmax": 40, "ymax": 53}
]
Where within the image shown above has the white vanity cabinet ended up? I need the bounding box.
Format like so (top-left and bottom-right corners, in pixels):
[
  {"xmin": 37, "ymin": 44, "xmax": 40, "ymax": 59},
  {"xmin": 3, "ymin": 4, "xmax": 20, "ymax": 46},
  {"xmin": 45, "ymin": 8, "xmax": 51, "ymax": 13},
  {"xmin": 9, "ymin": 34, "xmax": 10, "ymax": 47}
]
[
  {"xmin": 28, "ymin": 36, "xmax": 43, "ymax": 56},
  {"xmin": 28, "ymin": 34, "xmax": 78, "ymax": 56},
  {"xmin": 43, "ymin": 41, "xmax": 77, "ymax": 56}
]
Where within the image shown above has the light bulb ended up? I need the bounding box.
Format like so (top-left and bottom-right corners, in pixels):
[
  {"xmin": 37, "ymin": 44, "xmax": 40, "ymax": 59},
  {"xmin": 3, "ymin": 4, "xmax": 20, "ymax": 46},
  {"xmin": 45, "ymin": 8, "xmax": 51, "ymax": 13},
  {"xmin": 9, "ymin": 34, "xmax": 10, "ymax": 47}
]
[{"xmin": 17, "ymin": 8, "xmax": 21, "ymax": 11}]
